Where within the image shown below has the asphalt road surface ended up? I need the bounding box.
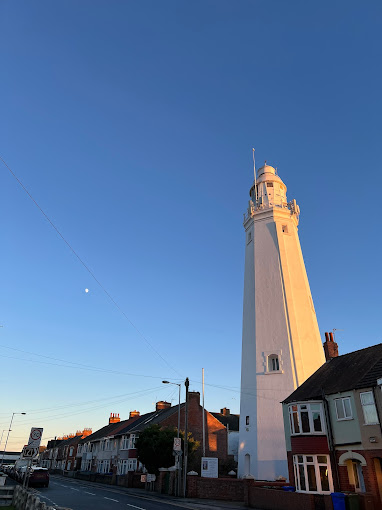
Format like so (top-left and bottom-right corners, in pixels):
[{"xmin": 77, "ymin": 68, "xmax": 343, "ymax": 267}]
[{"xmin": 34, "ymin": 475, "xmax": 203, "ymax": 510}]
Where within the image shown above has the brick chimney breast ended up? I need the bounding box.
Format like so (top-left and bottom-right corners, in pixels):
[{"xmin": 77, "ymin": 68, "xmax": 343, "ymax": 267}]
[
  {"xmin": 323, "ymin": 331, "xmax": 339, "ymax": 361},
  {"xmin": 129, "ymin": 410, "xmax": 140, "ymax": 418},
  {"xmin": 156, "ymin": 401, "xmax": 171, "ymax": 411},
  {"xmin": 221, "ymin": 408, "xmax": 230, "ymax": 416},
  {"xmin": 188, "ymin": 392, "xmax": 200, "ymax": 405}
]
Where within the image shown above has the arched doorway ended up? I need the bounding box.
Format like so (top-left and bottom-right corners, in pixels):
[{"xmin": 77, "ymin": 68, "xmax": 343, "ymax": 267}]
[{"xmin": 244, "ymin": 454, "xmax": 250, "ymax": 477}]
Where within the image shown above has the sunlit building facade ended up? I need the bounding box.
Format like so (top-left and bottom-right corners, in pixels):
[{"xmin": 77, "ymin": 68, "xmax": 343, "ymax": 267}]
[{"xmin": 238, "ymin": 163, "xmax": 325, "ymax": 480}]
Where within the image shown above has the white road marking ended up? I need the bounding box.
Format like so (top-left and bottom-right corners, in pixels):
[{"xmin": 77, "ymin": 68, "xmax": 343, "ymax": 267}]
[
  {"xmin": 126, "ymin": 504, "xmax": 145, "ymax": 510},
  {"xmin": 70, "ymin": 487, "xmax": 80, "ymax": 491},
  {"xmin": 85, "ymin": 491, "xmax": 96, "ymax": 495},
  {"xmin": 104, "ymin": 497, "xmax": 119, "ymax": 502}
]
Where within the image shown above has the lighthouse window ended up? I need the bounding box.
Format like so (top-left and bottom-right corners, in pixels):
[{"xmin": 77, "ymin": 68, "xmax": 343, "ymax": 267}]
[
  {"xmin": 247, "ymin": 231, "xmax": 252, "ymax": 244},
  {"xmin": 266, "ymin": 182, "xmax": 273, "ymax": 187},
  {"xmin": 268, "ymin": 354, "xmax": 280, "ymax": 372},
  {"xmin": 282, "ymin": 225, "xmax": 288, "ymax": 234}
]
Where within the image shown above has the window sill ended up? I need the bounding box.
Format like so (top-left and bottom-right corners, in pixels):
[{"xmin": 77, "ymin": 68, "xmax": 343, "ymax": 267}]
[
  {"xmin": 264, "ymin": 370, "xmax": 284, "ymax": 375},
  {"xmin": 291, "ymin": 432, "xmax": 327, "ymax": 437},
  {"xmin": 363, "ymin": 422, "xmax": 380, "ymax": 426},
  {"xmin": 336, "ymin": 417, "xmax": 353, "ymax": 421}
]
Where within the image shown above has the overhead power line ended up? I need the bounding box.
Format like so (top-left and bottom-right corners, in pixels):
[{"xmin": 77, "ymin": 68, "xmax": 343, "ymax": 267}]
[{"xmin": 0, "ymin": 155, "xmax": 180, "ymax": 377}]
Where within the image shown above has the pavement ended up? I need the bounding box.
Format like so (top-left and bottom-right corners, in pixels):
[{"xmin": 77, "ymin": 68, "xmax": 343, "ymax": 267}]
[{"xmin": 18, "ymin": 474, "xmax": 248, "ymax": 510}]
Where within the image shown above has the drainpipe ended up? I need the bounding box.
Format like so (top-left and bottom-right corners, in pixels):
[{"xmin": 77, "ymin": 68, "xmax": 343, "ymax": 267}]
[{"xmin": 322, "ymin": 388, "xmax": 341, "ymax": 491}]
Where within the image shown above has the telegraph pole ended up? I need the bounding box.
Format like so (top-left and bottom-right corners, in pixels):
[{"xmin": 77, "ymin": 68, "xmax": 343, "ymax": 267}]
[{"xmin": 183, "ymin": 377, "xmax": 189, "ymax": 497}]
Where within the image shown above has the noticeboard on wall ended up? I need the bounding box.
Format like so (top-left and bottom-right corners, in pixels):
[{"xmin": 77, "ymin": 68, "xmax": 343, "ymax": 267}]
[{"xmin": 201, "ymin": 457, "xmax": 218, "ymax": 478}]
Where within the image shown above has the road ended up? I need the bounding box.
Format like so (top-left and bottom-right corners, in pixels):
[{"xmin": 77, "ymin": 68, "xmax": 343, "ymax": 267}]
[{"xmin": 33, "ymin": 475, "xmax": 211, "ymax": 510}]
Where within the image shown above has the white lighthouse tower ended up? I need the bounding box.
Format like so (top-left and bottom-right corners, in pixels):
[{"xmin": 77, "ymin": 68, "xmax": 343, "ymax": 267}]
[{"xmin": 238, "ymin": 162, "xmax": 325, "ymax": 481}]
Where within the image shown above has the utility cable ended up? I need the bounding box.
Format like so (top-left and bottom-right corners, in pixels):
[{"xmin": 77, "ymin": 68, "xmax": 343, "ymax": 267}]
[{"xmin": 0, "ymin": 155, "xmax": 181, "ymax": 377}]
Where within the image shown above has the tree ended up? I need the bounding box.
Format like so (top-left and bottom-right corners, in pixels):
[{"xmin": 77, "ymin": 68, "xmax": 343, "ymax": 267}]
[{"xmin": 136, "ymin": 425, "xmax": 199, "ymax": 474}]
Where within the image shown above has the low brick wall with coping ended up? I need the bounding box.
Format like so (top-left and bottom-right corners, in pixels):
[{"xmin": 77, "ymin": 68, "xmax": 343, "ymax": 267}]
[
  {"xmin": 13, "ymin": 485, "xmax": 72, "ymax": 510},
  {"xmin": 245, "ymin": 481, "xmax": 334, "ymax": 510}
]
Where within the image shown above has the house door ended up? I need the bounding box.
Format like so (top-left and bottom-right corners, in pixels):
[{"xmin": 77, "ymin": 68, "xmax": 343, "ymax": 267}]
[
  {"xmin": 373, "ymin": 458, "xmax": 382, "ymax": 505},
  {"xmin": 351, "ymin": 461, "xmax": 366, "ymax": 492}
]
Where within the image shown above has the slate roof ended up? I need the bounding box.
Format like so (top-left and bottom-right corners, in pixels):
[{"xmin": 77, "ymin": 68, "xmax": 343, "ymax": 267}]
[
  {"xmin": 211, "ymin": 412, "xmax": 239, "ymax": 432},
  {"xmin": 115, "ymin": 404, "xmax": 185, "ymax": 436},
  {"xmin": 79, "ymin": 405, "xmax": 185, "ymax": 443},
  {"xmin": 283, "ymin": 343, "xmax": 382, "ymax": 404}
]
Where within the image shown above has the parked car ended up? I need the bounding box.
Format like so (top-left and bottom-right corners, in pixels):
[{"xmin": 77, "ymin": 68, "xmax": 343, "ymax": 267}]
[{"xmin": 27, "ymin": 467, "xmax": 49, "ymax": 488}]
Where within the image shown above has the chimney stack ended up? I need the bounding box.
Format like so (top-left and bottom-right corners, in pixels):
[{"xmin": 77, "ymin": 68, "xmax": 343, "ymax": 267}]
[
  {"xmin": 323, "ymin": 331, "xmax": 339, "ymax": 361},
  {"xmin": 156, "ymin": 401, "xmax": 171, "ymax": 411},
  {"xmin": 109, "ymin": 413, "xmax": 121, "ymax": 425},
  {"xmin": 82, "ymin": 428, "xmax": 92, "ymax": 438},
  {"xmin": 220, "ymin": 407, "xmax": 230, "ymax": 416},
  {"xmin": 129, "ymin": 410, "xmax": 140, "ymax": 419}
]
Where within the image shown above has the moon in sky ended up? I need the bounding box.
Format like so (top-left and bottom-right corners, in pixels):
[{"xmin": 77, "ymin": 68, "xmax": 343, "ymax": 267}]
[{"xmin": 85, "ymin": 288, "xmax": 89, "ymax": 293}]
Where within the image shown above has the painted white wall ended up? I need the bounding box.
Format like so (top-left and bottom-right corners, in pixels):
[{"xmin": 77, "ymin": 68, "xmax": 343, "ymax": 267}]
[{"xmin": 238, "ymin": 165, "xmax": 325, "ymax": 481}]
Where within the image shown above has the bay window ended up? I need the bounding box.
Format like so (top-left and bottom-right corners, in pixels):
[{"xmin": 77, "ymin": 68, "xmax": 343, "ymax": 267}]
[
  {"xmin": 289, "ymin": 403, "xmax": 324, "ymax": 435},
  {"xmin": 293, "ymin": 455, "xmax": 333, "ymax": 494}
]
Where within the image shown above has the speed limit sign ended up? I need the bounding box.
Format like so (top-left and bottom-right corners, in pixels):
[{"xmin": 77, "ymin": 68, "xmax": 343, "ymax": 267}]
[{"xmin": 28, "ymin": 428, "xmax": 43, "ymax": 448}]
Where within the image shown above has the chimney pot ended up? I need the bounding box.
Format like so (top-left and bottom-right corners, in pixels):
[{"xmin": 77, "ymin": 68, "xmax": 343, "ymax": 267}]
[
  {"xmin": 329, "ymin": 332, "xmax": 334, "ymax": 342},
  {"xmin": 325, "ymin": 332, "xmax": 330, "ymax": 342}
]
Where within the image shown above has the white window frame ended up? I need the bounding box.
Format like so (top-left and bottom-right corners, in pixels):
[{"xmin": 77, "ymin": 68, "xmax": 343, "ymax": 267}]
[
  {"xmin": 128, "ymin": 459, "xmax": 137, "ymax": 471},
  {"xmin": 263, "ymin": 350, "xmax": 283, "ymax": 374},
  {"xmin": 128, "ymin": 434, "xmax": 137, "ymax": 449},
  {"xmin": 334, "ymin": 397, "xmax": 353, "ymax": 421},
  {"xmin": 121, "ymin": 436, "xmax": 129, "ymax": 450},
  {"xmin": 288, "ymin": 402, "xmax": 325, "ymax": 435},
  {"xmin": 267, "ymin": 354, "xmax": 280, "ymax": 372},
  {"xmin": 293, "ymin": 454, "xmax": 333, "ymax": 494},
  {"xmin": 360, "ymin": 391, "xmax": 379, "ymax": 425},
  {"xmin": 118, "ymin": 459, "xmax": 128, "ymax": 475}
]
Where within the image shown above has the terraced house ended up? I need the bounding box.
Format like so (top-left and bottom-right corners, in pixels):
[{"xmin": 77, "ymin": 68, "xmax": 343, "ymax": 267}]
[
  {"xmin": 40, "ymin": 392, "xmax": 229, "ymax": 479},
  {"xmin": 282, "ymin": 337, "xmax": 382, "ymax": 509}
]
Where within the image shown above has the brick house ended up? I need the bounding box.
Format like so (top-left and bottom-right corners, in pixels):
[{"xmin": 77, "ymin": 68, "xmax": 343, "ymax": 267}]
[
  {"xmin": 211, "ymin": 407, "xmax": 239, "ymax": 462},
  {"xmin": 42, "ymin": 392, "xmax": 228, "ymax": 477},
  {"xmin": 40, "ymin": 428, "xmax": 92, "ymax": 470},
  {"xmin": 113, "ymin": 392, "xmax": 228, "ymax": 473},
  {"xmin": 282, "ymin": 335, "xmax": 382, "ymax": 509}
]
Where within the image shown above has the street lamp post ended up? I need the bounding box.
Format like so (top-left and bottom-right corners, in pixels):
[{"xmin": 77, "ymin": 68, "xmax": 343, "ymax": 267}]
[
  {"xmin": 162, "ymin": 380, "xmax": 181, "ymax": 496},
  {"xmin": 1, "ymin": 412, "xmax": 26, "ymax": 467}
]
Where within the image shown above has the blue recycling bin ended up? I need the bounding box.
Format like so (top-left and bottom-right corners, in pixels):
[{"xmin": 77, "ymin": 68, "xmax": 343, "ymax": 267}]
[
  {"xmin": 282, "ymin": 486, "xmax": 295, "ymax": 492},
  {"xmin": 331, "ymin": 492, "xmax": 346, "ymax": 510}
]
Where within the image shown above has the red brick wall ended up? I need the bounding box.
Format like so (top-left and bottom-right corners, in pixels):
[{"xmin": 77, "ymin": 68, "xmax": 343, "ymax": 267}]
[
  {"xmin": 247, "ymin": 485, "xmax": 333, "ymax": 510},
  {"xmin": 160, "ymin": 392, "xmax": 228, "ymax": 462},
  {"xmin": 290, "ymin": 435, "xmax": 330, "ymax": 454},
  {"xmin": 186, "ymin": 476, "xmax": 244, "ymax": 500}
]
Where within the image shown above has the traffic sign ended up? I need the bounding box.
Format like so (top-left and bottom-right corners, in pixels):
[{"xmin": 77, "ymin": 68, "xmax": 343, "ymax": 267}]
[
  {"xmin": 21, "ymin": 446, "xmax": 39, "ymax": 459},
  {"xmin": 27, "ymin": 428, "xmax": 43, "ymax": 448},
  {"xmin": 173, "ymin": 437, "xmax": 182, "ymax": 452}
]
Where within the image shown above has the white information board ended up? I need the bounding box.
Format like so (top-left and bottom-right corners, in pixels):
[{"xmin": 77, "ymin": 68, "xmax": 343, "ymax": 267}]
[{"xmin": 201, "ymin": 457, "xmax": 218, "ymax": 478}]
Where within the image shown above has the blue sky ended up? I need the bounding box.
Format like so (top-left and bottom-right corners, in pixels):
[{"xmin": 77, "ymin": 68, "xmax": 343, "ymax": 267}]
[{"xmin": 1, "ymin": 0, "xmax": 381, "ymax": 449}]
